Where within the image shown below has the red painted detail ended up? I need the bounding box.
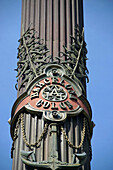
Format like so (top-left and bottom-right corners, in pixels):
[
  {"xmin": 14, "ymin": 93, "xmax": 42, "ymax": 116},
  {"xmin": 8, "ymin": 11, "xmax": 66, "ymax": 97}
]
[{"xmin": 14, "ymin": 77, "xmax": 89, "ymax": 116}]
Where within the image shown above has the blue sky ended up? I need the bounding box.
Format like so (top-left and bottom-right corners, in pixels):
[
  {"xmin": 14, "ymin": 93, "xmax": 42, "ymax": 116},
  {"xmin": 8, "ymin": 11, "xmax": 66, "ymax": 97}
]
[{"xmin": 0, "ymin": 0, "xmax": 113, "ymax": 170}]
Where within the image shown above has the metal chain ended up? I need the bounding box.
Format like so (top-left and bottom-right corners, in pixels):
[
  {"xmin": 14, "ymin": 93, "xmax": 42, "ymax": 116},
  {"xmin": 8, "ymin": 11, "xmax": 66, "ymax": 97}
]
[
  {"xmin": 11, "ymin": 114, "xmax": 89, "ymax": 156},
  {"xmin": 11, "ymin": 115, "xmax": 21, "ymax": 158},
  {"xmin": 20, "ymin": 113, "xmax": 48, "ymax": 149},
  {"xmin": 61, "ymin": 117, "xmax": 86, "ymax": 149},
  {"xmin": 13, "ymin": 115, "xmax": 21, "ymax": 141}
]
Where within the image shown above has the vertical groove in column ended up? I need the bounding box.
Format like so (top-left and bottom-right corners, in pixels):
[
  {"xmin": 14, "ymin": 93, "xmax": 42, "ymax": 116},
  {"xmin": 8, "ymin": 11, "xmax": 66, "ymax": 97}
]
[
  {"xmin": 29, "ymin": 0, "xmax": 31, "ymax": 26},
  {"xmin": 29, "ymin": 115, "xmax": 36, "ymax": 163},
  {"xmin": 78, "ymin": 0, "xmax": 84, "ymax": 31},
  {"xmin": 58, "ymin": 0, "xmax": 60, "ymax": 62},
  {"xmin": 67, "ymin": 119, "xmax": 70, "ymax": 163},
  {"xmin": 44, "ymin": 125, "xmax": 49, "ymax": 160},
  {"xmin": 36, "ymin": 118, "xmax": 40, "ymax": 162},
  {"xmin": 66, "ymin": 118, "xmax": 70, "ymax": 163},
  {"xmin": 36, "ymin": 118, "xmax": 44, "ymax": 161},
  {"xmin": 46, "ymin": 0, "xmax": 49, "ymax": 56},
  {"xmin": 29, "ymin": 116, "xmax": 32, "ymax": 148},
  {"xmin": 34, "ymin": 0, "xmax": 36, "ymax": 29},
  {"xmin": 41, "ymin": 120, "xmax": 44, "ymax": 161},
  {"xmin": 20, "ymin": 0, "xmax": 24, "ymax": 36},
  {"xmin": 21, "ymin": 0, "xmax": 27, "ymax": 32},
  {"xmin": 24, "ymin": 114, "xmax": 31, "ymax": 153},
  {"xmin": 72, "ymin": 0, "xmax": 75, "ymax": 37},
  {"xmin": 35, "ymin": 0, "xmax": 40, "ymax": 34},
  {"xmin": 40, "ymin": 0, "xmax": 45, "ymax": 43},
  {"xmin": 73, "ymin": 116, "xmax": 75, "ymax": 155},
  {"xmin": 44, "ymin": 0, "xmax": 48, "ymax": 62},
  {"xmin": 73, "ymin": 117, "xmax": 78, "ymax": 170},
  {"xmin": 81, "ymin": 0, "xmax": 84, "ymax": 27},
  {"xmin": 60, "ymin": 124, "xmax": 63, "ymax": 162},
  {"xmin": 60, "ymin": 125, "xmax": 63, "ymax": 161},
  {"xmin": 75, "ymin": 117, "xmax": 79, "ymax": 152},
  {"xmin": 35, "ymin": 116, "xmax": 38, "ymax": 162},
  {"xmin": 34, "ymin": 116, "xmax": 37, "ymax": 158},
  {"xmin": 46, "ymin": 0, "xmax": 52, "ymax": 59},
  {"xmin": 53, "ymin": 0, "xmax": 59, "ymax": 60},
  {"xmin": 48, "ymin": 125, "xmax": 51, "ymax": 158},
  {"xmin": 70, "ymin": 0, "xmax": 72, "ymax": 45},
  {"xmin": 76, "ymin": 0, "xmax": 79, "ymax": 27},
  {"xmin": 24, "ymin": 0, "xmax": 27, "ymax": 31},
  {"xmin": 60, "ymin": 0, "xmax": 65, "ymax": 61},
  {"xmin": 25, "ymin": 0, "xmax": 30, "ymax": 31},
  {"xmin": 30, "ymin": 0, "xmax": 35, "ymax": 28},
  {"xmin": 18, "ymin": 119, "xmax": 24, "ymax": 170},
  {"xmin": 61, "ymin": 122, "xmax": 67, "ymax": 162},
  {"xmin": 79, "ymin": 116, "xmax": 83, "ymax": 170},
  {"xmin": 45, "ymin": 0, "xmax": 47, "ymax": 44},
  {"xmin": 74, "ymin": 116, "xmax": 80, "ymax": 170},
  {"xmin": 68, "ymin": 118, "xmax": 74, "ymax": 163},
  {"xmin": 64, "ymin": 0, "xmax": 67, "ymax": 62},
  {"xmin": 34, "ymin": 116, "xmax": 37, "ymax": 159},
  {"xmin": 51, "ymin": 0, "xmax": 54, "ymax": 61},
  {"xmin": 66, "ymin": 0, "xmax": 71, "ymax": 51},
  {"xmin": 64, "ymin": 122, "xmax": 67, "ymax": 162},
  {"xmin": 73, "ymin": 116, "xmax": 77, "ymax": 156}
]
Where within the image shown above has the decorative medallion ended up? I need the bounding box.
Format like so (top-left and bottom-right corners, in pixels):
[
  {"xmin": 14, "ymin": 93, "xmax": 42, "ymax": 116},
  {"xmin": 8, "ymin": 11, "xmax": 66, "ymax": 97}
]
[
  {"xmin": 30, "ymin": 76, "xmax": 79, "ymax": 112},
  {"xmin": 11, "ymin": 64, "xmax": 92, "ymax": 136}
]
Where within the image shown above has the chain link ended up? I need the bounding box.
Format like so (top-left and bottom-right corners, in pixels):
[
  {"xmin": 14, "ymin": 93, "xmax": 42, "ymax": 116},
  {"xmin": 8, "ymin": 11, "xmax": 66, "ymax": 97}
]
[
  {"xmin": 61, "ymin": 117, "xmax": 86, "ymax": 149},
  {"xmin": 20, "ymin": 113, "xmax": 48, "ymax": 149},
  {"xmin": 11, "ymin": 115, "xmax": 21, "ymax": 158},
  {"xmin": 11, "ymin": 114, "xmax": 91, "ymax": 157},
  {"xmin": 11, "ymin": 113, "xmax": 48, "ymax": 157}
]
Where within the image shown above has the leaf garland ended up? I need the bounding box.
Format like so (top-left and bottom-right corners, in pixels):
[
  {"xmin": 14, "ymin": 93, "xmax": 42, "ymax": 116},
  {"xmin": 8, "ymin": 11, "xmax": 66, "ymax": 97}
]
[
  {"xmin": 15, "ymin": 26, "xmax": 51, "ymax": 91},
  {"xmin": 56, "ymin": 26, "xmax": 89, "ymax": 83}
]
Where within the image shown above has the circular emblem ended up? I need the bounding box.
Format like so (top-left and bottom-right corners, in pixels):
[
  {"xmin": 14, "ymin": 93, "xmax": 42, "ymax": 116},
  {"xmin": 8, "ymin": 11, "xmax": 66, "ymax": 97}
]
[{"xmin": 42, "ymin": 85, "xmax": 67, "ymax": 101}]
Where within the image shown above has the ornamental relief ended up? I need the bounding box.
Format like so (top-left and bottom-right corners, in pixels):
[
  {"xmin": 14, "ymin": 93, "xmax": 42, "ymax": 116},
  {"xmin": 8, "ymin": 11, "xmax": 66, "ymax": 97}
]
[
  {"xmin": 12, "ymin": 65, "xmax": 90, "ymax": 122},
  {"xmin": 30, "ymin": 77, "xmax": 78, "ymax": 112},
  {"xmin": 42, "ymin": 85, "xmax": 67, "ymax": 102}
]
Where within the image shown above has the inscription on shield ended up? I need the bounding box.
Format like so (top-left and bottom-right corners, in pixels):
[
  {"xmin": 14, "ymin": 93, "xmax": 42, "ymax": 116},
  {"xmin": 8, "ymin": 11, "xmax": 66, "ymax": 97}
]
[{"xmin": 42, "ymin": 85, "xmax": 67, "ymax": 101}]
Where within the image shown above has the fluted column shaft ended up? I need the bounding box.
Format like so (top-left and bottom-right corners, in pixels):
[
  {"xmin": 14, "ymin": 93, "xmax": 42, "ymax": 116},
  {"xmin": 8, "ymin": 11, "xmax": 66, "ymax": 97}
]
[{"xmin": 12, "ymin": 1, "xmax": 91, "ymax": 170}]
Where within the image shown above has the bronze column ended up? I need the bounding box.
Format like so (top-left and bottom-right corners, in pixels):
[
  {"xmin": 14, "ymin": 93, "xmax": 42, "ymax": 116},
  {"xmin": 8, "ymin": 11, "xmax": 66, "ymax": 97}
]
[{"xmin": 10, "ymin": 0, "xmax": 94, "ymax": 170}]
